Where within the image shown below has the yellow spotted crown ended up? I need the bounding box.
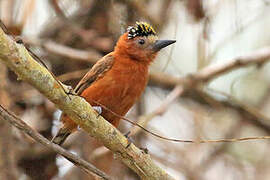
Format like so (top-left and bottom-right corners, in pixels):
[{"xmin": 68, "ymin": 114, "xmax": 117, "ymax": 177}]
[{"xmin": 127, "ymin": 22, "xmax": 156, "ymax": 39}]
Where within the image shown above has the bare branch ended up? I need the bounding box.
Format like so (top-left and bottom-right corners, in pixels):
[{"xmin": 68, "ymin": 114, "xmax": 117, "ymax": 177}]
[
  {"xmin": 0, "ymin": 104, "xmax": 111, "ymax": 180},
  {"xmin": 190, "ymin": 47, "xmax": 270, "ymax": 82}
]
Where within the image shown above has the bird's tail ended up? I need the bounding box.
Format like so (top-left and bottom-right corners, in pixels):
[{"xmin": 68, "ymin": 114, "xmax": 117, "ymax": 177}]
[{"xmin": 51, "ymin": 127, "xmax": 71, "ymax": 146}]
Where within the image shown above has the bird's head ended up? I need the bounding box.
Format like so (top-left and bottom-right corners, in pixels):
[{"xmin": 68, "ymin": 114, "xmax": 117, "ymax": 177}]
[{"xmin": 115, "ymin": 22, "xmax": 176, "ymax": 63}]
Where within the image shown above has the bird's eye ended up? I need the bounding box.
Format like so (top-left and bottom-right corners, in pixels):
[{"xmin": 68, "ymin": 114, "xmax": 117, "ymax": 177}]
[{"xmin": 138, "ymin": 39, "xmax": 145, "ymax": 45}]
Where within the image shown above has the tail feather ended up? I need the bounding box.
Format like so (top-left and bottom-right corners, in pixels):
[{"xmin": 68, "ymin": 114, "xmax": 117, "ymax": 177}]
[{"xmin": 52, "ymin": 128, "xmax": 71, "ymax": 146}]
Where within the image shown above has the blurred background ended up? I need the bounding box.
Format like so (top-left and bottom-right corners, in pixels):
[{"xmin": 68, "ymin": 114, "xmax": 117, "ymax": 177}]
[{"xmin": 1, "ymin": 0, "xmax": 270, "ymax": 179}]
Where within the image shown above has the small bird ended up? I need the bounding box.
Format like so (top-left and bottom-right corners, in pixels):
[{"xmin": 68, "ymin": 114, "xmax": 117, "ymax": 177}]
[{"xmin": 52, "ymin": 22, "xmax": 176, "ymax": 145}]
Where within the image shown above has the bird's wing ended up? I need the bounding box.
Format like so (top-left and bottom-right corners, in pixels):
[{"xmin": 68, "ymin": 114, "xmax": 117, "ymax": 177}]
[{"xmin": 74, "ymin": 53, "xmax": 114, "ymax": 95}]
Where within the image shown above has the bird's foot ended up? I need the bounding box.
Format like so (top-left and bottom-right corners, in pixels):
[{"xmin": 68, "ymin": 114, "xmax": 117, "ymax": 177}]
[
  {"xmin": 139, "ymin": 147, "xmax": 149, "ymax": 154},
  {"xmin": 124, "ymin": 131, "xmax": 134, "ymax": 148},
  {"xmin": 93, "ymin": 106, "xmax": 102, "ymax": 118},
  {"xmin": 15, "ymin": 37, "xmax": 24, "ymax": 44},
  {"xmin": 63, "ymin": 85, "xmax": 77, "ymax": 100},
  {"xmin": 65, "ymin": 85, "xmax": 76, "ymax": 96},
  {"xmin": 124, "ymin": 131, "xmax": 148, "ymax": 153}
]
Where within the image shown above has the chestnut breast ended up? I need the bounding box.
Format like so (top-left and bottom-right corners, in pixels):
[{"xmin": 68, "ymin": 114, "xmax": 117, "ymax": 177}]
[{"xmin": 80, "ymin": 57, "xmax": 149, "ymax": 126}]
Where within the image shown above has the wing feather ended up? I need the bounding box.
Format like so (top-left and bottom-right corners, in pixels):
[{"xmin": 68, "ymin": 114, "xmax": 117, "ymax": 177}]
[{"xmin": 74, "ymin": 53, "xmax": 114, "ymax": 95}]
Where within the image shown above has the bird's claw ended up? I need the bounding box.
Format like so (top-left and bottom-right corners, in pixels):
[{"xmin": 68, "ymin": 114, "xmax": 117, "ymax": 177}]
[
  {"xmin": 124, "ymin": 131, "xmax": 131, "ymax": 137},
  {"xmin": 93, "ymin": 106, "xmax": 102, "ymax": 118},
  {"xmin": 124, "ymin": 131, "xmax": 134, "ymax": 148},
  {"xmin": 15, "ymin": 37, "xmax": 24, "ymax": 44},
  {"xmin": 140, "ymin": 147, "xmax": 149, "ymax": 154},
  {"xmin": 63, "ymin": 85, "xmax": 76, "ymax": 100},
  {"xmin": 65, "ymin": 85, "xmax": 76, "ymax": 96},
  {"xmin": 124, "ymin": 131, "xmax": 147, "ymax": 152}
]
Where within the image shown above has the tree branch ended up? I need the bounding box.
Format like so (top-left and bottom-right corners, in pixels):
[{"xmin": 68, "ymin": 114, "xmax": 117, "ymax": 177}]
[
  {"xmin": 0, "ymin": 24, "xmax": 174, "ymax": 180},
  {"xmin": 189, "ymin": 47, "xmax": 270, "ymax": 83},
  {"xmin": 0, "ymin": 104, "xmax": 111, "ymax": 180}
]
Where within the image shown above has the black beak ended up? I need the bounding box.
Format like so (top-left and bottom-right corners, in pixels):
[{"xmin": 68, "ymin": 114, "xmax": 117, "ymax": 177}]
[{"xmin": 152, "ymin": 40, "xmax": 176, "ymax": 51}]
